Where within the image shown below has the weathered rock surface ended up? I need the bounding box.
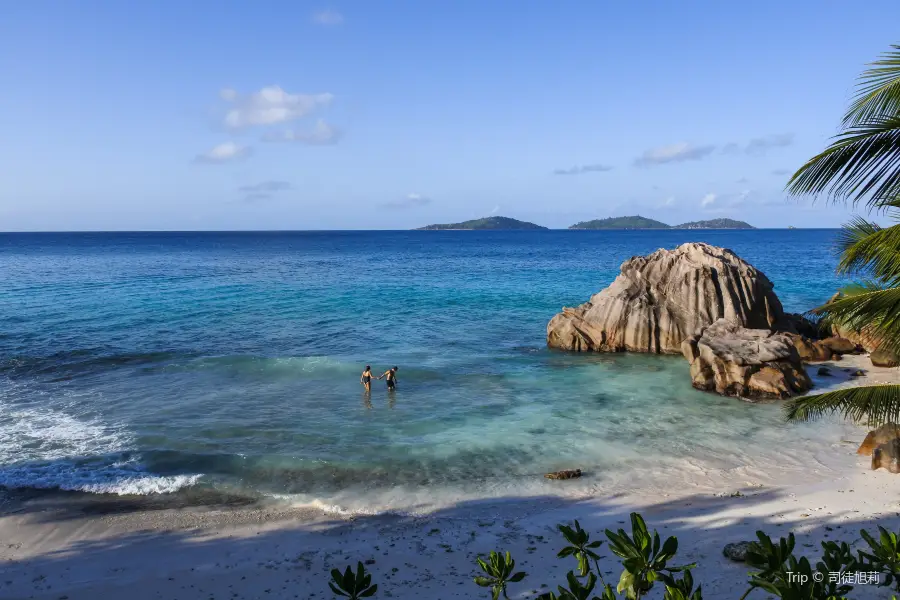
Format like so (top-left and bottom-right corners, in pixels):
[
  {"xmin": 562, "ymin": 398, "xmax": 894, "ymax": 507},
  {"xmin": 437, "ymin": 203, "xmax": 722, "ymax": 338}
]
[
  {"xmin": 817, "ymin": 367, "xmax": 831, "ymax": 376},
  {"xmin": 784, "ymin": 313, "xmax": 825, "ymax": 340},
  {"xmin": 872, "ymin": 439, "xmax": 900, "ymax": 473},
  {"xmin": 826, "ymin": 293, "xmax": 883, "ymax": 352},
  {"xmin": 820, "ymin": 336, "xmax": 859, "ymax": 355},
  {"xmin": 547, "ymin": 243, "xmax": 790, "ymax": 353},
  {"xmin": 871, "ymin": 349, "xmax": 900, "ymax": 368},
  {"xmin": 723, "ymin": 541, "xmax": 758, "ymax": 562},
  {"xmin": 789, "ymin": 335, "xmax": 833, "ymax": 362},
  {"xmin": 682, "ymin": 319, "xmax": 812, "ymax": 399},
  {"xmin": 858, "ymin": 423, "xmax": 900, "ymax": 456},
  {"xmin": 545, "ymin": 469, "xmax": 582, "ymax": 480}
]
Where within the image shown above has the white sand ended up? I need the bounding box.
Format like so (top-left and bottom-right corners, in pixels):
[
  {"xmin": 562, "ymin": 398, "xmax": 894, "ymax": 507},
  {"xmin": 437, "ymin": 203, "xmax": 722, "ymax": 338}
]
[{"xmin": 1, "ymin": 354, "xmax": 899, "ymax": 600}]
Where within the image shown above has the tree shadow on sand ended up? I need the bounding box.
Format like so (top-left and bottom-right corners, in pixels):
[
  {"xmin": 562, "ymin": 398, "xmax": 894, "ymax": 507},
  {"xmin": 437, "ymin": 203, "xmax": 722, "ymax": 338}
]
[{"xmin": 0, "ymin": 480, "xmax": 897, "ymax": 599}]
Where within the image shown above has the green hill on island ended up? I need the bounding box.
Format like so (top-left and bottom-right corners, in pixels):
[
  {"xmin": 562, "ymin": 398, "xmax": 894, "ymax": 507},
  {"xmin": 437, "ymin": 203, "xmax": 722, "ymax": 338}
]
[
  {"xmin": 674, "ymin": 218, "xmax": 754, "ymax": 229},
  {"xmin": 568, "ymin": 215, "xmax": 755, "ymax": 230},
  {"xmin": 569, "ymin": 216, "xmax": 670, "ymax": 229},
  {"xmin": 416, "ymin": 216, "xmax": 548, "ymax": 230}
]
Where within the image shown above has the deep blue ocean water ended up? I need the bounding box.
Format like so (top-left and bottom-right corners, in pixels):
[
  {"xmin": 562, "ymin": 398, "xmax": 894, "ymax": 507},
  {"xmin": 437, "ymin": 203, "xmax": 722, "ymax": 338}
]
[{"xmin": 0, "ymin": 230, "xmax": 853, "ymax": 512}]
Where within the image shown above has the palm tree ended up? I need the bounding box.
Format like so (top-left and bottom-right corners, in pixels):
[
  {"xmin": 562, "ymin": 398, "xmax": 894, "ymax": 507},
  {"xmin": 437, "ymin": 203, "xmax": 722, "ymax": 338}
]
[{"xmin": 783, "ymin": 44, "xmax": 900, "ymax": 426}]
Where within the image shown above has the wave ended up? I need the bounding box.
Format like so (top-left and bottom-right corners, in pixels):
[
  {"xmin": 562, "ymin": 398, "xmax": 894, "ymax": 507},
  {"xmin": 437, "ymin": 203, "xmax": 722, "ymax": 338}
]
[
  {"xmin": 0, "ymin": 394, "xmax": 201, "ymax": 495},
  {"xmin": 0, "ymin": 459, "xmax": 201, "ymax": 495},
  {"xmin": 0, "ymin": 349, "xmax": 194, "ymax": 380}
]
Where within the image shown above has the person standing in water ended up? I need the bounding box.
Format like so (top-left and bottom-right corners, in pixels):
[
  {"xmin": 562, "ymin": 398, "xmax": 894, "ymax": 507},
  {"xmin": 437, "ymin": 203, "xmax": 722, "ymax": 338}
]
[
  {"xmin": 360, "ymin": 365, "xmax": 374, "ymax": 393},
  {"xmin": 378, "ymin": 366, "xmax": 398, "ymax": 391}
]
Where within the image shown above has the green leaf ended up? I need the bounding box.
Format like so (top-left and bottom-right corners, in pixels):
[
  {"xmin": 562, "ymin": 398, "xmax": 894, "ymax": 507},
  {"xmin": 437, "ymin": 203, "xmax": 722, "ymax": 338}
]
[
  {"xmin": 359, "ymin": 584, "xmax": 378, "ymax": 598},
  {"xmin": 661, "ymin": 536, "xmax": 678, "ymax": 558},
  {"xmin": 784, "ymin": 384, "xmax": 900, "ymax": 428},
  {"xmin": 577, "ymin": 553, "xmax": 589, "ymax": 577},
  {"xmin": 617, "ymin": 569, "xmax": 635, "ymax": 595},
  {"xmin": 474, "ymin": 576, "xmax": 494, "ymax": 587},
  {"xmin": 786, "ymin": 113, "xmax": 900, "ymax": 211},
  {"xmin": 509, "ymin": 571, "xmax": 526, "ymax": 583},
  {"xmin": 844, "ymin": 45, "xmax": 900, "ymax": 128}
]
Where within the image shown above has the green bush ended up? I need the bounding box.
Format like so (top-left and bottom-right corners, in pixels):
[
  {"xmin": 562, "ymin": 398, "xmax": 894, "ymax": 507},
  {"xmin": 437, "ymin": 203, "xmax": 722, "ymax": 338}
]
[{"xmin": 325, "ymin": 513, "xmax": 900, "ymax": 600}]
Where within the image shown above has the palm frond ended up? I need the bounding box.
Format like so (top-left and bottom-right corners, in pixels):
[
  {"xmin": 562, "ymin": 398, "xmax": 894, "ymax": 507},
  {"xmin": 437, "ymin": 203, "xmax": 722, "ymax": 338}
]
[
  {"xmin": 784, "ymin": 385, "xmax": 900, "ymax": 427},
  {"xmin": 813, "ymin": 286, "xmax": 900, "ymax": 353},
  {"xmin": 786, "ymin": 115, "xmax": 900, "ymax": 211},
  {"xmin": 836, "ymin": 218, "xmax": 900, "ymax": 285},
  {"xmin": 844, "ymin": 45, "xmax": 900, "ymax": 127}
]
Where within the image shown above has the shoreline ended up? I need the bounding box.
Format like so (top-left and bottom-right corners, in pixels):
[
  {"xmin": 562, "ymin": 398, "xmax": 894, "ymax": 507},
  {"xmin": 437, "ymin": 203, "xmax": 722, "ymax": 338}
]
[
  {"xmin": 0, "ymin": 355, "xmax": 898, "ymax": 599},
  {"xmin": 1, "ymin": 455, "xmax": 898, "ymax": 599}
]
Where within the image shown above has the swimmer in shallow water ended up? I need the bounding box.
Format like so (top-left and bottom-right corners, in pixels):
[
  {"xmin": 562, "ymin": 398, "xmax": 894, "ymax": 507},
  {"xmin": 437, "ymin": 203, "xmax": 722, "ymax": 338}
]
[
  {"xmin": 378, "ymin": 366, "xmax": 398, "ymax": 391},
  {"xmin": 360, "ymin": 365, "xmax": 374, "ymax": 393}
]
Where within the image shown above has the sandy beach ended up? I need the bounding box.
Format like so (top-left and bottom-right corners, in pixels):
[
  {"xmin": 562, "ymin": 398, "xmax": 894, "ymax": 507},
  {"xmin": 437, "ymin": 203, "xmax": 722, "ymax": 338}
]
[{"xmin": 0, "ymin": 354, "xmax": 898, "ymax": 600}]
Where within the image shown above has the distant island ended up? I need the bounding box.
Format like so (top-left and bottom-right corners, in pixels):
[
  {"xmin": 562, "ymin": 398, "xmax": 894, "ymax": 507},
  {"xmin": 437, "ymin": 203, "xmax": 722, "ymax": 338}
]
[
  {"xmin": 414, "ymin": 214, "xmax": 756, "ymax": 230},
  {"xmin": 415, "ymin": 216, "xmax": 548, "ymax": 230},
  {"xmin": 568, "ymin": 215, "xmax": 755, "ymax": 230},
  {"xmin": 569, "ymin": 216, "xmax": 669, "ymax": 229},
  {"xmin": 675, "ymin": 218, "xmax": 755, "ymax": 230}
]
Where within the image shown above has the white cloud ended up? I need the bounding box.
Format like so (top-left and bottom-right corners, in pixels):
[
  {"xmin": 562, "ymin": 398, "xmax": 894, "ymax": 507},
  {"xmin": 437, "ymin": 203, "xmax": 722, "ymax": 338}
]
[
  {"xmin": 634, "ymin": 143, "xmax": 716, "ymax": 167},
  {"xmin": 553, "ymin": 163, "xmax": 613, "ymax": 175},
  {"xmin": 312, "ymin": 9, "xmax": 344, "ymax": 25},
  {"xmin": 381, "ymin": 193, "xmax": 432, "ymax": 209},
  {"xmin": 262, "ymin": 119, "xmax": 341, "ymax": 145},
  {"xmin": 490, "ymin": 205, "xmax": 500, "ymax": 215},
  {"xmin": 772, "ymin": 168, "xmax": 791, "ymax": 176},
  {"xmin": 193, "ymin": 141, "xmax": 250, "ymax": 164},
  {"xmin": 700, "ymin": 193, "xmax": 717, "ymax": 207},
  {"xmin": 221, "ymin": 86, "xmax": 333, "ymax": 129},
  {"xmin": 660, "ymin": 196, "xmax": 676, "ymax": 207}
]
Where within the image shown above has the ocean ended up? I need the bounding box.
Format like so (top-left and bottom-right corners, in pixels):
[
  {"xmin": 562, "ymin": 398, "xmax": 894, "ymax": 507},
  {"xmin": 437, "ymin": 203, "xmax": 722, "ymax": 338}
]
[{"xmin": 0, "ymin": 229, "xmax": 855, "ymax": 514}]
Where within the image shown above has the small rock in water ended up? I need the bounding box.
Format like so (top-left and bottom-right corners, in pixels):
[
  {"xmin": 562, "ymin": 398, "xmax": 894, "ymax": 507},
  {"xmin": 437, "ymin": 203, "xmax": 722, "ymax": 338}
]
[
  {"xmin": 723, "ymin": 541, "xmax": 757, "ymax": 562},
  {"xmin": 817, "ymin": 367, "xmax": 831, "ymax": 376},
  {"xmin": 850, "ymin": 369, "xmax": 865, "ymax": 378},
  {"xmin": 545, "ymin": 469, "xmax": 582, "ymax": 480}
]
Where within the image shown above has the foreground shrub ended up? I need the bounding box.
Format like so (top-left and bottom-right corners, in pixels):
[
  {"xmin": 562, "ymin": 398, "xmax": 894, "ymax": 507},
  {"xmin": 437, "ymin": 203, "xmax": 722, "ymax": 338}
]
[{"xmin": 326, "ymin": 513, "xmax": 900, "ymax": 600}]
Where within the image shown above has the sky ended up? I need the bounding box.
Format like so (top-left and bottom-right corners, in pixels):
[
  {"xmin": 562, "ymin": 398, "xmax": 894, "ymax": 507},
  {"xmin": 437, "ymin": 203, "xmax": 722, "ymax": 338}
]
[{"xmin": 1, "ymin": 1, "xmax": 898, "ymax": 231}]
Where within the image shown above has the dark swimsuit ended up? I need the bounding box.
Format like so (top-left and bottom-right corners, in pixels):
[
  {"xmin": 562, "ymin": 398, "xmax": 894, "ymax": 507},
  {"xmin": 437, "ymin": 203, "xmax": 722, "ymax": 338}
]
[
  {"xmin": 386, "ymin": 376, "xmax": 395, "ymax": 389},
  {"xmin": 362, "ymin": 373, "xmax": 371, "ymax": 384}
]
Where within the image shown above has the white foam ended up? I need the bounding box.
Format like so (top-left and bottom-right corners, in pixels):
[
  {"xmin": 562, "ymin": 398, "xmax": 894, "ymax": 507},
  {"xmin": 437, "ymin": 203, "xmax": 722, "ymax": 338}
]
[
  {"xmin": 0, "ymin": 391, "xmax": 202, "ymax": 495},
  {"xmin": 0, "ymin": 398, "xmax": 126, "ymax": 464},
  {"xmin": 0, "ymin": 461, "xmax": 201, "ymax": 495}
]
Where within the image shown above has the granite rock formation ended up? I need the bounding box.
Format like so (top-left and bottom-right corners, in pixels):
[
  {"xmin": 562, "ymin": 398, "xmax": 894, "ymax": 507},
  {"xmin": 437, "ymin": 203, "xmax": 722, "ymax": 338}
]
[
  {"xmin": 871, "ymin": 349, "xmax": 900, "ymax": 368},
  {"xmin": 858, "ymin": 423, "xmax": 900, "ymax": 456},
  {"xmin": 681, "ymin": 319, "xmax": 812, "ymax": 399},
  {"xmin": 547, "ymin": 243, "xmax": 790, "ymax": 353}
]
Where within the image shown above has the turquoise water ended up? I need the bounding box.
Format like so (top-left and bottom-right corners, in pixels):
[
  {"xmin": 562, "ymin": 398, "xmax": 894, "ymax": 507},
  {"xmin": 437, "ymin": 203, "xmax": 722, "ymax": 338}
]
[{"xmin": 0, "ymin": 230, "xmax": 852, "ymax": 511}]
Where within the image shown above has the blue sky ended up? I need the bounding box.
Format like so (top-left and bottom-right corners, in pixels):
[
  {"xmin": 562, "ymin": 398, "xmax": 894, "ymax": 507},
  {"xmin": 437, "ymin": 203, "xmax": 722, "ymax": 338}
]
[{"xmin": 1, "ymin": 1, "xmax": 898, "ymax": 231}]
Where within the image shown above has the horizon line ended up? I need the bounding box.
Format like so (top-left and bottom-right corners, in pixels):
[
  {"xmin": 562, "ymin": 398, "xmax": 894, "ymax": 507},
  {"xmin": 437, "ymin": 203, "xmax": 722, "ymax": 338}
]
[{"xmin": 0, "ymin": 227, "xmax": 839, "ymax": 234}]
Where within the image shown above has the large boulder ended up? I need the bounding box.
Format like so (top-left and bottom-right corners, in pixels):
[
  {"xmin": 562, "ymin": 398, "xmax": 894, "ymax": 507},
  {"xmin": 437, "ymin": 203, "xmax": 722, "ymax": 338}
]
[
  {"xmin": 789, "ymin": 334, "xmax": 833, "ymax": 362},
  {"xmin": 784, "ymin": 313, "xmax": 826, "ymax": 340},
  {"xmin": 682, "ymin": 319, "xmax": 812, "ymax": 399},
  {"xmin": 858, "ymin": 423, "xmax": 900, "ymax": 456},
  {"xmin": 826, "ymin": 292, "xmax": 883, "ymax": 352},
  {"xmin": 872, "ymin": 439, "xmax": 900, "ymax": 473},
  {"xmin": 871, "ymin": 349, "xmax": 900, "ymax": 368},
  {"xmin": 547, "ymin": 243, "xmax": 791, "ymax": 354},
  {"xmin": 819, "ymin": 336, "xmax": 859, "ymax": 355}
]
